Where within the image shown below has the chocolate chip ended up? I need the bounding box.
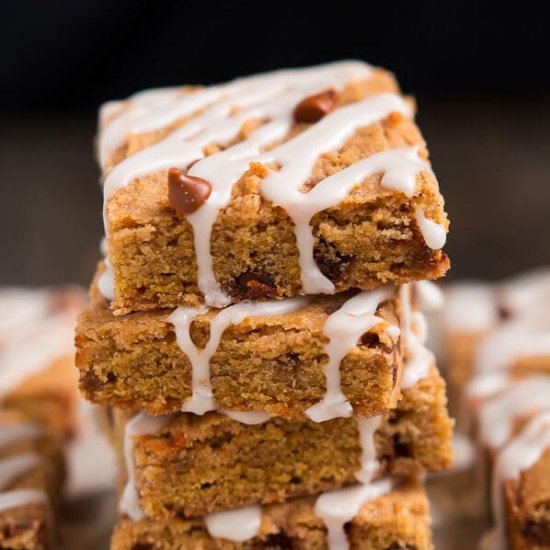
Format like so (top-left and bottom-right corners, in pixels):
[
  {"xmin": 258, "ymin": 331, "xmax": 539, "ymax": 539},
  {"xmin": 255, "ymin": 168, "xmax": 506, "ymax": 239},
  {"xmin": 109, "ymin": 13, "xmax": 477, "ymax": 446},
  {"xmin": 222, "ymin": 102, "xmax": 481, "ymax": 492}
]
[
  {"xmin": 392, "ymin": 434, "xmax": 414, "ymax": 458},
  {"xmin": 234, "ymin": 271, "xmax": 276, "ymax": 299},
  {"xmin": 294, "ymin": 89, "xmax": 339, "ymax": 123},
  {"xmin": 256, "ymin": 532, "xmax": 294, "ymax": 549},
  {"xmin": 80, "ymin": 372, "xmax": 102, "ymax": 393},
  {"xmin": 522, "ymin": 519, "xmax": 550, "ymax": 545},
  {"xmin": 168, "ymin": 167, "xmax": 212, "ymax": 216},
  {"xmin": 314, "ymin": 239, "xmax": 352, "ymax": 283}
]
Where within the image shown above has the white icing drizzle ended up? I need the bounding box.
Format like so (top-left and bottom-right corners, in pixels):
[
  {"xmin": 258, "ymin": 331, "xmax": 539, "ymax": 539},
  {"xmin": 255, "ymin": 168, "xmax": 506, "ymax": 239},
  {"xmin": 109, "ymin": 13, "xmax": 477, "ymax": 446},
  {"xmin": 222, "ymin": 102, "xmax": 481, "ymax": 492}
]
[
  {"xmin": 120, "ymin": 413, "xmax": 171, "ymax": 521},
  {"xmin": 97, "ymin": 258, "xmax": 115, "ymax": 301},
  {"xmin": 400, "ymin": 284, "xmax": 433, "ymax": 388},
  {"xmin": 451, "ymin": 433, "xmax": 476, "ymax": 472},
  {"xmin": 0, "ymin": 453, "xmax": 42, "ymax": 491},
  {"xmin": 415, "ymin": 280, "xmax": 444, "ymax": 312},
  {"xmin": 0, "ymin": 489, "xmax": 46, "ymax": 512},
  {"xmin": 314, "ymin": 478, "xmax": 393, "ymax": 550},
  {"xmin": 0, "ymin": 288, "xmax": 82, "ymax": 399},
  {"xmin": 306, "ymin": 288, "xmax": 396, "ymax": 422},
  {"xmin": 100, "ymin": 62, "xmax": 371, "ymax": 170},
  {"xmin": 0, "ymin": 422, "xmax": 42, "ymax": 452},
  {"xmin": 355, "ymin": 416, "xmax": 382, "ymax": 483},
  {"xmin": 415, "ymin": 209, "xmax": 446, "ymax": 250},
  {"xmin": 169, "ymin": 297, "xmax": 309, "ymax": 415},
  {"xmin": 204, "ymin": 504, "xmax": 263, "ymax": 542},
  {"xmin": 483, "ymin": 410, "xmax": 550, "ymax": 550},
  {"xmin": 223, "ymin": 411, "xmax": 271, "ymax": 425},
  {"xmin": 478, "ymin": 376, "xmax": 550, "ymax": 449}
]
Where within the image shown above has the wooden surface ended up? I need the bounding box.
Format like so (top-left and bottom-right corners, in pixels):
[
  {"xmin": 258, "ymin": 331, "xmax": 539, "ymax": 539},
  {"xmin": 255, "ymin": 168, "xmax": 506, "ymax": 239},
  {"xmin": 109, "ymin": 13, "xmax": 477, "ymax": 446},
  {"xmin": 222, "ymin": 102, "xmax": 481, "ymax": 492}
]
[{"xmin": 1, "ymin": 96, "xmax": 549, "ymax": 287}]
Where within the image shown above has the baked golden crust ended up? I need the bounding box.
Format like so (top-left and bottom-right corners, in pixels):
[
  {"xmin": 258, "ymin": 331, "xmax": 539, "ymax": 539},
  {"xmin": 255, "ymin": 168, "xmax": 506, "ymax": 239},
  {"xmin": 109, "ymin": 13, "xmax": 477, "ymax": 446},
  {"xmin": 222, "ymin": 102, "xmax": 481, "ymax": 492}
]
[
  {"xmin": 77, "ymin": 282, "xmax": 403, "ymax": 418},
  {"xmin": 111, "ymin": 478, "xmax": 433, "ymax": 550},
  {"xmin": 107, "ymin": 367, "xmax": 451, "ymax": 519},
  {"xmin": 101, "ymin": 68, "xmax": 449, "ymax": 314}
]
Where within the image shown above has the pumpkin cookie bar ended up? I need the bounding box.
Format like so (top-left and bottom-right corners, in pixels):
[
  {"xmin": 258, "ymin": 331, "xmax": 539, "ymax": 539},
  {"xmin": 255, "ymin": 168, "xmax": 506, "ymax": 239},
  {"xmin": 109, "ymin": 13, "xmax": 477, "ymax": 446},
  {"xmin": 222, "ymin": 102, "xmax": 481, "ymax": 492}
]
[
  {"xmin": 104, "ymin": 366, "xmax": 451, "ymax": 520},
  {"xmin": 111, "ymin": 477, "xmax": 433, "ymax": 550},
  {"xmin": 98, "ymin": 60, "xmax": 449, "ymax": 314},
  {"xmin": 77, "ymin": 282, "xmax": 404, "ymax": 419}
]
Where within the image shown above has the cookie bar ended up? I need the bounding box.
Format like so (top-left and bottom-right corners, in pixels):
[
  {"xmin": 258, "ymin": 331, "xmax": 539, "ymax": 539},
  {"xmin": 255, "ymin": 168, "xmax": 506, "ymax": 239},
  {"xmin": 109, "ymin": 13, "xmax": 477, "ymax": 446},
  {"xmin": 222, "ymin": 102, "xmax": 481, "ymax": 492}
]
[
  {"xmin": 0, "ymin": 287, "xmax": 86, "ymax": 438},
  {"xmin": 440, "ymin": 270, "xmax": 550, "ymax": 392},
  {"xmin": 111, "ymin": 478, "xmax": 432, "ymax": 550},
  {"xmin": 0, "ymin": 411, "xmax": 66, "ymax": 549},
  {"xmin": 499, "ymin": 417, "xmax": 550, "ymax": 550},
  {"xmin": 106, "ymin": 366, "xmax": 451, "ymax": 520},
  {"xmin": 98, "ymin": 60, "xmax": 449, "ymax": 314},
  {"xmin": 77, "ymin": 282, "xmax": 403, "ymax": 419}
]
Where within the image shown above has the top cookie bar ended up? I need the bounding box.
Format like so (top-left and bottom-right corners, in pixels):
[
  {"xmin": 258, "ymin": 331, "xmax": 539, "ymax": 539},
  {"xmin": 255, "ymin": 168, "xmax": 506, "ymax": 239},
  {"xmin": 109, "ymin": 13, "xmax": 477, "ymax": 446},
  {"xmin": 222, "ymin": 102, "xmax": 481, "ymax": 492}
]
[{"xmin": 99, "ymin": 61, "xmax": 449, "ymax": 313}]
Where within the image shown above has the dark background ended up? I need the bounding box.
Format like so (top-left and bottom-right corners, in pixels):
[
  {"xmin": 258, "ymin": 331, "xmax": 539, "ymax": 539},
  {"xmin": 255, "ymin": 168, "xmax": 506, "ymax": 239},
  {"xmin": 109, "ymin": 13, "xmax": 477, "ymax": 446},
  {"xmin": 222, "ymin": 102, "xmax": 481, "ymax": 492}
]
[{"xmin": 1, "ymin": 0, "xmax": 549, "ymax": 286}]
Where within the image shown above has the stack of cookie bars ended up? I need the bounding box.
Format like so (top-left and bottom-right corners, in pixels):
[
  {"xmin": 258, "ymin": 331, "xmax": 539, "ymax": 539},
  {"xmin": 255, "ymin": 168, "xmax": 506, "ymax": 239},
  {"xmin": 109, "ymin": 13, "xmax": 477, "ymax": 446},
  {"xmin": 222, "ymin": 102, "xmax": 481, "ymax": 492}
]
[{"xmin": 75, "ymin": 61, "xmax": 454, "ymax": 549}]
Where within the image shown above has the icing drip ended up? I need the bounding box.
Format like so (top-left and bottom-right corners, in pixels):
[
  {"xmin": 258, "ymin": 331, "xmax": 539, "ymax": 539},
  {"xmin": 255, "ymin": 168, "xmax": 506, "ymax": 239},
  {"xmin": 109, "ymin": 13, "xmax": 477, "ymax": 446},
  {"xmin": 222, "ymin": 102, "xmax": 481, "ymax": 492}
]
[
  {"xmin": 400, "ymin": 285, "xmax": 433, "ymax": 388},
  {"xmin": 355, "ymin": 416, "xmax": 382, "ymax": 483},
  {"xmin": 451, "ymin": 434, "xmax": 476, "ymax": 472},
  {"xmin": 168, "ymin": 297, "xmax": 309, "ymax": 415},
  {"xmin": 314, "ymin": 478, "xmax": 393, "ymax": 550},
  {"xmin": 204, "ymin": 504, "xmax": 263, "ymax": 542},
  {"xmin": 415, "ymin": 209, "xmax": 446, "ymax": 250},
  {"xmin": 0, "ymin": 453, "xmax": 42, "ymax": 491},
  {"xmin": 306, "ymin": 288, "xmax": 396, "ymax": 422},
  {"xmin": 483, "ymin": 411, "xmax": 550, "ymax": 550},
  {"xmin": 0, "ymin": 423, "xmax": 41, "ymax": 451},
  {"xmin": 415, "ymin": 280, "xmax": 444, "ymax": 312},
  {"xmin": 223, "ymin": 411, "xmax": 271, "ymax": 425},
  {"xmin": 120, "ymin": 413, "xmax": 171, "ymax": 521},
  {"xmin": 478, "ymin": 376, "xmax": 550, "ymax": 449},
  {"xmin": 0, "ymin": 489, "xmax": 45, "ymax": 512},
  {"xmin": 97, "ymin": 258, "xmax": 115, "ymax": 301}
]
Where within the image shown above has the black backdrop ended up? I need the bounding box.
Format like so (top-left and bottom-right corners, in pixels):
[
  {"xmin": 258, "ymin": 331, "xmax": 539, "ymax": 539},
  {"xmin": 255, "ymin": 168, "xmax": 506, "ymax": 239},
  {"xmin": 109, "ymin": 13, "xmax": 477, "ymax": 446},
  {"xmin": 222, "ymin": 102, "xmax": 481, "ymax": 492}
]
[
  {"xmin": 1, "ymin": 1, "xmax": 550, "ymax": 286},
  {"xmin": 2, "ymin": 0, "xmax": 549, "ymax": 112}
]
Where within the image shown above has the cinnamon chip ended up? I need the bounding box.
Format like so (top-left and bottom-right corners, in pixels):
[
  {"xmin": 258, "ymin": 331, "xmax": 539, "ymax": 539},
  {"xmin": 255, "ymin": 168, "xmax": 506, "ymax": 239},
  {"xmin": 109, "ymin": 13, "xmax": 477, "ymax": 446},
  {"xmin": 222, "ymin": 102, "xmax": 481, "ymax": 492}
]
[
  {"xmin": 168, "ymin": 167, "xmax": 212, "ymax": 216},
  {"xmin": 293, "ymin": 89, "xmax": 339, "ymax": 123}
]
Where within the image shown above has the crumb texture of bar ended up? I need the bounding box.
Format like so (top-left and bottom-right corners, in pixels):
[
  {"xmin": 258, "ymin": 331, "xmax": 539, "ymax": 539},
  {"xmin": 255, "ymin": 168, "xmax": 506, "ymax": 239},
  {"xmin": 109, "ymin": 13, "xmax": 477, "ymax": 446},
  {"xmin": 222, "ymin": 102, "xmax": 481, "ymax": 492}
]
[
  {"xmin": 99, "ymin": 61, "xmax": 449, "ymax": 313},
  {"xmin": 110, "ymin": 366, "xmax": 451, "ymax": 519},
  {"xmin": 111, "ymin": 479, "xmax": 433, "ymax": 549},
  {"xmin": 77, "ymin": 286, "xmax": 402, "ymax": 417}
]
